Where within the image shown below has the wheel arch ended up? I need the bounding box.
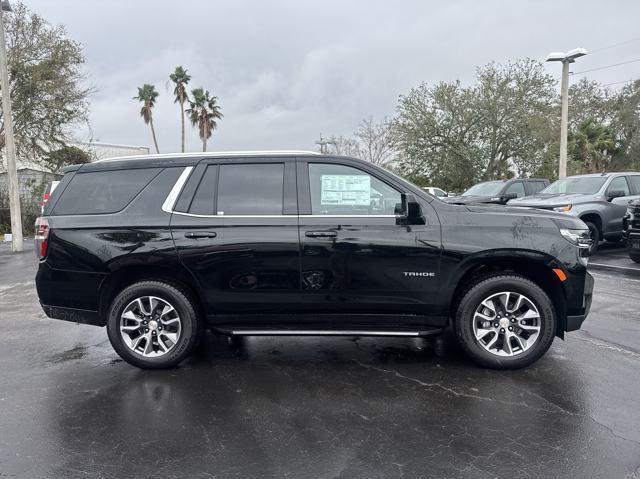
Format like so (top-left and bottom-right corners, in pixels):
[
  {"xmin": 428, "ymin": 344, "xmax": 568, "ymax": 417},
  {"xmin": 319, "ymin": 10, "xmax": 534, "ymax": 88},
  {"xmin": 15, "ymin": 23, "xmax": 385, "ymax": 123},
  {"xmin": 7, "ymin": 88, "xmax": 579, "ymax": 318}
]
[
  {"xmin": 448, "ymin": 252, "xmax": 567, "ymax": 338},
  {"xmin": 98, "ymin": 264, "xmax": 205, "ymax": 326},
  {"xmin": 579, "ymin": 212, "xmax": 603, "ymax": 240}
]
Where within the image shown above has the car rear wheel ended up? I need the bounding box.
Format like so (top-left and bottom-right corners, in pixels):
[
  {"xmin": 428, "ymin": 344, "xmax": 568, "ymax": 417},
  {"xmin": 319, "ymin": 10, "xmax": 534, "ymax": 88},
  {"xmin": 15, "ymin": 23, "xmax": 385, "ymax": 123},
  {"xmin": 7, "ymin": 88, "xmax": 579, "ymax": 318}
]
[
  {"xmin": 453, "ymin": 275, "xmax": 556, "ymax": 369},
  {"xmin": 106, "ymin": 281, "xmax": 202, "ymax": 369},
  {"xmin": 584, "ymin": 221, "xmax": 600, "ymax": 254}
]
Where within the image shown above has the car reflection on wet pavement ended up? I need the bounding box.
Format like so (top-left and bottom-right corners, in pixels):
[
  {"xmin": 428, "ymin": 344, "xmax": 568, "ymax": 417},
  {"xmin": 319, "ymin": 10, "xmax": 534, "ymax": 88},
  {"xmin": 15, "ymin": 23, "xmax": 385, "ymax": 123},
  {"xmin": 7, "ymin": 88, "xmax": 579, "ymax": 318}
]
[{"xmin": 1, "ymin": 243, "xmax": 639, "ymax": 478}]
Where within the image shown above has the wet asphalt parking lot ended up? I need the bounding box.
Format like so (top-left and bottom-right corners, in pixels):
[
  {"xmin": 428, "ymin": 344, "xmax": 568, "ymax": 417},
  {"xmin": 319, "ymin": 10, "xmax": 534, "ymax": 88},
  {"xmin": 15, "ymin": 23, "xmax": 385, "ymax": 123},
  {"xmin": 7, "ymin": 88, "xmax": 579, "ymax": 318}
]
[{"xmin": 0, "ymin": 243, "xmax": 639, "ymax": 479}]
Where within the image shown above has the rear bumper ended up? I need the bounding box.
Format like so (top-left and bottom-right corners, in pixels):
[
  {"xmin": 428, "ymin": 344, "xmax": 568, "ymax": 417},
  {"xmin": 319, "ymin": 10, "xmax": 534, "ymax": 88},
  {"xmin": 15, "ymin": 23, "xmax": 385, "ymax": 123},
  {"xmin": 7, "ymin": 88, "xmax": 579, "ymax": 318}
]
[
  {"xmin": 40, "ymin": 304, "xmax": 103, "ymax": 326},
  {"xmin": 565, "ymin": 271, "xmax": 594, "ymax": 332}
]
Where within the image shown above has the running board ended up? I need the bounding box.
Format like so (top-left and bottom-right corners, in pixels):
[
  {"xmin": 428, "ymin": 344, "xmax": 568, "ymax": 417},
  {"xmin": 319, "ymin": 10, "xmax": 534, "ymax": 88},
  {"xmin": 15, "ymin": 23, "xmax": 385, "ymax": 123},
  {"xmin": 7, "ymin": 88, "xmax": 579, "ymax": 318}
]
[{"xmin": 214, "ymin": 327, "xmax": 443, "ymax": 337}]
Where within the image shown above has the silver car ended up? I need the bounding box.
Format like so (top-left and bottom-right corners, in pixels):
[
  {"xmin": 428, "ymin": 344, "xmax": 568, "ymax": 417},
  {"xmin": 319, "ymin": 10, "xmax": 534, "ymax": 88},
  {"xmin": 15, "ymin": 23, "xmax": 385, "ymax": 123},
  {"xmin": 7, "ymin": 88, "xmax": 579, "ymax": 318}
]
[{"xmin": 508, "ymin": 172, "xmax": 640, "ymax": 253}]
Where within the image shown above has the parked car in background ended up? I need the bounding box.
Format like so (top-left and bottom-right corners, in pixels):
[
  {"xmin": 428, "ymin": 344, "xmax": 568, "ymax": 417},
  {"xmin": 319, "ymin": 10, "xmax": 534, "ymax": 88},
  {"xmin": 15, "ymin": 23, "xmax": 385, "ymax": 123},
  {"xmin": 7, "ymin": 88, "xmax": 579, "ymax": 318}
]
[
  {"xmin": 40, "ymin": 180, "xmax": 60, "ymax": 214},
  {"xmin": 35, "ymin": 151, "xmax": 592, "ymax": 370},
  {"xmin": 508, "ymin": 172, "xmax": 640, "ymax": 254},
  {"xmin": 422, "ymin": 187, "xmax": 449, "ymax": 198},
  {"xmin": 443, "ymin": 178, "xmax": 549, "ymax": 205},
  {"xmin": 623, "ymin": 199, "xmax": 640, "ymax": 263}
]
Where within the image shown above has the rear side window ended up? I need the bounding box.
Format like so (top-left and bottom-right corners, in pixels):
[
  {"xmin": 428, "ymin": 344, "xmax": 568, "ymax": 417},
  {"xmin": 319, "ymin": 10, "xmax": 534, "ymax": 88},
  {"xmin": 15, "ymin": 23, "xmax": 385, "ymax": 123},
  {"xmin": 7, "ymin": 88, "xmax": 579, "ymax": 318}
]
[
  {"xmin": 52, "ymin": 168, "xmax": 160, "ymax": 215},
  {"xmin": 217, "ymin": 163, "xmax": 284, "ymax": 215},
  {"xmin": 189, "ymin": 166, "xmax": 218, "ymax": 215}
]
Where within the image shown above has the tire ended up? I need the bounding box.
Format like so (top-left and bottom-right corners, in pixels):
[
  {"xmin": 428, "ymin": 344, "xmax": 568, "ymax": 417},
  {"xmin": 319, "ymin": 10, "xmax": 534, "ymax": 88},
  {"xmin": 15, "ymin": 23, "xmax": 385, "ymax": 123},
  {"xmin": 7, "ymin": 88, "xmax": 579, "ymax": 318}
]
[
  {"xmin": 584, "ymin": 221, "xmax": 600, "ymax": 254},
  {"xmin": 629, "ymin": 243, "xmax": 640, "ymax": 264},
  {"xmin": 106, "ymin": 281, "xmax": 203, "ymax": 369},
  {"xmin": 453, "ymin": 274, "xmax": 556, "ymax": 369}
]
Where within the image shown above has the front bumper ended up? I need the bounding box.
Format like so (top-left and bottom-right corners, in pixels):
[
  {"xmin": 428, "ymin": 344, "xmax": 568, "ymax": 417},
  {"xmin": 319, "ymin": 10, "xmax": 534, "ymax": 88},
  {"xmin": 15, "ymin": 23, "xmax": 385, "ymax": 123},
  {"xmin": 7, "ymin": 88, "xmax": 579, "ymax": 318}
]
[{"xmin": 565, "ymin": 271, "xmax": 594, "ymax": 332}]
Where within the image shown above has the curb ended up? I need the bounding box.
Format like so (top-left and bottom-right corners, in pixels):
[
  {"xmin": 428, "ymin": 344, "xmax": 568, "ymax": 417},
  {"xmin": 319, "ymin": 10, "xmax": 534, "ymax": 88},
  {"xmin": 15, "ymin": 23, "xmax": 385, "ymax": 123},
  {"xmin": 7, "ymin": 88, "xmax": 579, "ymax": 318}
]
[{"xmin": 589, "ymin": 261, "xmax": 640, "ymax": 278}]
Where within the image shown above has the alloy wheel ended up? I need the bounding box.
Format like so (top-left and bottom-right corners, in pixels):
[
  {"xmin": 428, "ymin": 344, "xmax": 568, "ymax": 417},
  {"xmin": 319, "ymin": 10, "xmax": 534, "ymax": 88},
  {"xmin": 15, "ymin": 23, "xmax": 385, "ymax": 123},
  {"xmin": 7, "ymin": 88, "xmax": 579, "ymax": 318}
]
[
  {"xmin": 472, "ymin": 291, "xmax": 541, "ymax": 357},
  {"xmin": 119, "ymin": 296, "xmax": 182, "ymax": 358}
]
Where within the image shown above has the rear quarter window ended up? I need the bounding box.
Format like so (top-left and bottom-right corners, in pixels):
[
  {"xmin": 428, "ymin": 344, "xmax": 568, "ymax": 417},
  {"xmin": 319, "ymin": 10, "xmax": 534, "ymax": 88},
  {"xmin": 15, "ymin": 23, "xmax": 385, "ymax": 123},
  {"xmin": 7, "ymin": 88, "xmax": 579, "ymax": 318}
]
[{"xmin": 51, "ymin": 168, "xmax": 161, "ymax": 215}]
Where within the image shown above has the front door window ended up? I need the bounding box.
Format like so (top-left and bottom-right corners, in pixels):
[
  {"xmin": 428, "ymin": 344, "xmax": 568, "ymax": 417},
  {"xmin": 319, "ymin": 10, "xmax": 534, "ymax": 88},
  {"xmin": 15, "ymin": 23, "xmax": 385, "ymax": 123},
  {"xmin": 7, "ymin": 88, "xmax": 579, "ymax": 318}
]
[{"xmin": 308, "ymin": 163, "xmax": 401, "ymax": 215}]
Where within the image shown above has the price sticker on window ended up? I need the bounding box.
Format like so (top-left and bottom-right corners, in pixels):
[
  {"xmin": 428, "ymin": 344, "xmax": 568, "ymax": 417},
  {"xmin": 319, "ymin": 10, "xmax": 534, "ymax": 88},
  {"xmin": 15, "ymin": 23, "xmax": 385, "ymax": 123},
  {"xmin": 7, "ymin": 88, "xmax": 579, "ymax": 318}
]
[{"xmin": 320, "ymin": 175, "xmax": 371, "ymax": 206}]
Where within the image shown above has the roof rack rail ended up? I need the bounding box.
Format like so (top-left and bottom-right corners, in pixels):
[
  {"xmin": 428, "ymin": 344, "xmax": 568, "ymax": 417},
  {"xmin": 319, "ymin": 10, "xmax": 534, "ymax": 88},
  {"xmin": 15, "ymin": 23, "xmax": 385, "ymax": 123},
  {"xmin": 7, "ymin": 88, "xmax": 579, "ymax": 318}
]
[{"xmin": 95, "ymin": 150, "xmax": 322, "ymax": 163}]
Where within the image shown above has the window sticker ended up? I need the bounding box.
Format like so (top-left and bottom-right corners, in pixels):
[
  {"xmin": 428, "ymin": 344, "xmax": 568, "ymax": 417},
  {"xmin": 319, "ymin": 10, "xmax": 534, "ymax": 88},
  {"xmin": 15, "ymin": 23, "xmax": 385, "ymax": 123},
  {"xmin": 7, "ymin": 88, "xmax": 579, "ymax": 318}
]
[{"xmin": 320, "ymin": 174, "xmax": 371, "ymax": 206}]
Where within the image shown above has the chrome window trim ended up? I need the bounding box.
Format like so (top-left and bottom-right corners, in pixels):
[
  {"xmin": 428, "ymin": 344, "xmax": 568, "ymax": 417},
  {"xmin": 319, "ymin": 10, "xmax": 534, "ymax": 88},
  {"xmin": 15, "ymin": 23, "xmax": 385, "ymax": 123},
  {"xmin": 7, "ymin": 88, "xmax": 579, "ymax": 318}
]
[
  {"xmin": 170, "ymin": 211, "xmax": 396, "ymax": 219},
  {"xmin": 163, "ymin": 167, "xmax": 398, "ymax": 219},
  {"xmin": 161, "ymin": 167, "xmax": 193, "ymax": 213}
]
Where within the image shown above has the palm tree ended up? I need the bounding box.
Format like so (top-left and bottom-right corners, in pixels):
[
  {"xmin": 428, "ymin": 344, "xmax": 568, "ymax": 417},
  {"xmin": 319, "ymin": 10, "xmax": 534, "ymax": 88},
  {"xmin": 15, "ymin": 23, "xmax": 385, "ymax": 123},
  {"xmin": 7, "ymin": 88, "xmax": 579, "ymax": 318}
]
[
  {"xmin": 569, "ymin": 119, "xmax": 616, "ymax": 173},
  {"xmin": 186, "ymin": 88, "xmax": 223, "ymax": 152},
  {"xmin": 133, "ymin": 84, "xmax": 160, "ymax": 153},
  {"xmin": 169, "ymin": 66, "xmax": 191, "ymax": 152}
]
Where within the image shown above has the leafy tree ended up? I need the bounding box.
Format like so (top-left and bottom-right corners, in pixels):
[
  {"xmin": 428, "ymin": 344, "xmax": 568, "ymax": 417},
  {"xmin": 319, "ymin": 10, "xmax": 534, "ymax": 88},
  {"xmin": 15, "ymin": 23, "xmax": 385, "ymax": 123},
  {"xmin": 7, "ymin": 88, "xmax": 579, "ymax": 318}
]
[
  {"xmin": 133, "ymin": 84, "xmax": 160, "ymax": 154},
  {"xmin": 568, "ymin": 120, "xmax": 616, "ymax": 173},
  {"xmin": 610, "ymin": 80, "xmax": 640, "ymax": 171},
  {"xmin": 568, "ymin": 78, "xmax": 615, "ymax": 129},
  {"xmin": 394, "ymin": 81, "xmax": 484, "ymax": 191},
  {"xmin": 187, "ymin": 88, "xmax": 223, "ymax": 152},
  {"xmin": 0, "ymin": 3, "xmax": 90, "ymax": 163},
  {"xmin": 169, "ymin": 66, "xmax": 191, "ymax": 153},
  {"xmin": 474, "ymin": 59, "xmax": 557, "ymax": 179},
  {"xmin": 43, "ymin": 145, "xmax": 93, "ymax": 173},
  {"xmin": 394, "ymin": 59, "xmax": 557, "ymax": 191}
]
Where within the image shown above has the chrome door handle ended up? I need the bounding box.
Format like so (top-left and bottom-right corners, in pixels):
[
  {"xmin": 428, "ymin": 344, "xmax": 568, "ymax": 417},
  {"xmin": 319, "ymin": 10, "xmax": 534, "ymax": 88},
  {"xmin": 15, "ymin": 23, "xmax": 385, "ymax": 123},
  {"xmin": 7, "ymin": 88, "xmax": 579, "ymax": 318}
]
[
  {"xmin": 305, "ymin": 230, "xmax": 337, "ymax": 238},
  {"xmin": 184, "ymin": 231, "xmax": 217, "ymax": 239}
]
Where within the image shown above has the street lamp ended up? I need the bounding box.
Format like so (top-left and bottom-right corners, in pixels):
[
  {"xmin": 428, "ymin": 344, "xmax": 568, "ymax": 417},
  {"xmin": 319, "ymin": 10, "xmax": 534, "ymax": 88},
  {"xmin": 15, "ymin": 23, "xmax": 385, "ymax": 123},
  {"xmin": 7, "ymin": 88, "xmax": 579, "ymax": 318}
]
[{"xmin": 545, "ymin": 47, "xmax": 588, "ymax": 179}]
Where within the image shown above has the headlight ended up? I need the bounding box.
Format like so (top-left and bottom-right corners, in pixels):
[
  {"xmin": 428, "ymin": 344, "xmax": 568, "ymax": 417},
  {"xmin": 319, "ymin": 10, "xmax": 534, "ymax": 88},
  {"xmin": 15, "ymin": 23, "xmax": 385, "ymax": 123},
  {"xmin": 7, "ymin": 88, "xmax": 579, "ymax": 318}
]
[
  {"xmin": 553, "ymin": 205, "xmax": 572, "ymax": 213},
  {"xmin": 560, "ymin": 228, "xmax": 591, "ymax": 246}
]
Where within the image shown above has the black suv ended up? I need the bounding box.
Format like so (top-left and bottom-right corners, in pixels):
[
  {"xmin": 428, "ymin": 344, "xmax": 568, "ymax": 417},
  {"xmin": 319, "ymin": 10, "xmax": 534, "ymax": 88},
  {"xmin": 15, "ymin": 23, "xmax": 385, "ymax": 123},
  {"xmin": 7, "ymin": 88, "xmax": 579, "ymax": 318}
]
[{"xmin": 35, "ymin": 152, "xmax": 593, "ymax": 370}]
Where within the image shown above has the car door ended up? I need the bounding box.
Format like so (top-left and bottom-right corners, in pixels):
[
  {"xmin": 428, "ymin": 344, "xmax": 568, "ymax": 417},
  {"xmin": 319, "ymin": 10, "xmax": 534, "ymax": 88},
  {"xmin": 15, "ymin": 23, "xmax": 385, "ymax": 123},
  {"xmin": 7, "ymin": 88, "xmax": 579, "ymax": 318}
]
[
  {"xmin": 297, "ymin": 158, "xmax": 441, "ymax": 319},
  {"xmin": 502, "ymin": 181, "xmax": 526, "ymax": 202},
  {"xmin": 605, "ymin": 176, "xmax": 635, "ymax": 235},
  {"xmin": 170, "ymin": 157, "xmax": 301, "ymax": 318}
]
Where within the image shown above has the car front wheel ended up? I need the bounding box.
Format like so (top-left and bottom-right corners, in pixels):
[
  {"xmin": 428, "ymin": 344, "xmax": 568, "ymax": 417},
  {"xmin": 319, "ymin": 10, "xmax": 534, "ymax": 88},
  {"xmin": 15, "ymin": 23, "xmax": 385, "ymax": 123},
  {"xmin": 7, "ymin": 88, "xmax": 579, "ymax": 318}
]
[
  {"xmin": 584, "ymin": 221, "xmax": 600, "ymax": 254},
  {"xmin": 106, "ymin": 281, "xmax": 202, "ymax": 369},
  {"xmin": 454, "ymin": 275, "xmax": 556, "ymax": 369}
]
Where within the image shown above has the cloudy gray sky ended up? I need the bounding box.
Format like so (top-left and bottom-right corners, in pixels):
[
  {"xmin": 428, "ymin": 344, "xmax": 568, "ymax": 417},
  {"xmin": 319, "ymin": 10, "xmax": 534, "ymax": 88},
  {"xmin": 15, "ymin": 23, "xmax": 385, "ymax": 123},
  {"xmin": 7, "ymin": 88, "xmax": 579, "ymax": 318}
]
[{"xmin": 26, "ymin": 0, "xmax": 640, "ymax": 153}]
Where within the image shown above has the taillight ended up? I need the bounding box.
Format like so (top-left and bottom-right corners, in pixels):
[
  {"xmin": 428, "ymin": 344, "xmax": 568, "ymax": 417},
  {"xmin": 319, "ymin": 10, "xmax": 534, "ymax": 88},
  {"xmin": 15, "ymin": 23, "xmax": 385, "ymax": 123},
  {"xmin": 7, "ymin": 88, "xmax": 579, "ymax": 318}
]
[
  {"xmin": 34, "ymin": 217, "xmax": 50, "ymax": 259},
  {"xmin": 39, "ymin": 192, "xmax": 51, "ymax": 207}
]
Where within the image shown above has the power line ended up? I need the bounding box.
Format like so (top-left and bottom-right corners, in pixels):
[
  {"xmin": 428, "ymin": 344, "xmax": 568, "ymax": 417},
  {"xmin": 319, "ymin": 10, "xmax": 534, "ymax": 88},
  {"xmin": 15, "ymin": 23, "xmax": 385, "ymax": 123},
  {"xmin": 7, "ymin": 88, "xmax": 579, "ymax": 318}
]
[
  {"xmin": 589, "ymin": 37, "xmax": 640, "ymax": 54},
  {"xmin": 572, "ymin": 57, "xmax": 640, "ymax": 75},
  {"xmin": 603, "ymin": 78, "xmax": 638, "ymax": 86}
]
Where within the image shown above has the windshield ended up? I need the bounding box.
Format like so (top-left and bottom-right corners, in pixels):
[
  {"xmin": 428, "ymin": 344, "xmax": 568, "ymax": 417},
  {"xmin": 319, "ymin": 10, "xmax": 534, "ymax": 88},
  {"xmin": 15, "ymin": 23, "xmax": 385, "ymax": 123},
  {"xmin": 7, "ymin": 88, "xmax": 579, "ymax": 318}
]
[
  {"xmin": 542, "ymin": 177, "xmax": 607, "ymax": 195},
  {"xmin": 463, "ymin": 181, "xmax": 505, "ymax": 196}
]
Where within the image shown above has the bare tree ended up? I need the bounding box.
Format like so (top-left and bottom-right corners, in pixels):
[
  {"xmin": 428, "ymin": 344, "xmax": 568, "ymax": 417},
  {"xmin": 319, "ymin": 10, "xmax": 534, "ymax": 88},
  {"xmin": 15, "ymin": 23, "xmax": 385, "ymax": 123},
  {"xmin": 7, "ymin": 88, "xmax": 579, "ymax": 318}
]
[
  {"xmin": 327, "ymin": 135, "xmax": 360, "ymax": 157},
  {"xmin": 355, "ymin": 116, "xmax": 398, "ymax": 167}
]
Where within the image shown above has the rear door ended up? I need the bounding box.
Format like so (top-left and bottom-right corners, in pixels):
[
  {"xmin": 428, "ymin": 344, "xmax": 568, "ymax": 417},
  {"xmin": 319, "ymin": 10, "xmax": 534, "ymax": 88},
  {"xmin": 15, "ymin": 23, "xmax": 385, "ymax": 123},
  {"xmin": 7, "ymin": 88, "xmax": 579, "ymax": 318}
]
[
  {"xmin": 170, "ymin": 157, "xmax": 301, "ymax": 319},
  {"xmin": 296, "ymin": 158, "xmax": 441, "ymax": 318}
]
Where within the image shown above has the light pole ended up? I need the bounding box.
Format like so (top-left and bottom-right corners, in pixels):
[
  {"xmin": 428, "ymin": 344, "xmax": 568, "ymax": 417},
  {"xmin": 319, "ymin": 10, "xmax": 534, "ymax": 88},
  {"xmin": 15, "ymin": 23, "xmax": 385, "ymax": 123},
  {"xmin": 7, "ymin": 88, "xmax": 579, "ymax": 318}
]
[
  {"xmin": 545, "ymin": 48, "xmax": 588, "ymax": 179},
  {"xmin": 315, "ymin": 134, "xmax": 336, "ymax": 154},
  {"xmin": 0, "ymin": 0, "xmax": 22, "ymax": 251}
]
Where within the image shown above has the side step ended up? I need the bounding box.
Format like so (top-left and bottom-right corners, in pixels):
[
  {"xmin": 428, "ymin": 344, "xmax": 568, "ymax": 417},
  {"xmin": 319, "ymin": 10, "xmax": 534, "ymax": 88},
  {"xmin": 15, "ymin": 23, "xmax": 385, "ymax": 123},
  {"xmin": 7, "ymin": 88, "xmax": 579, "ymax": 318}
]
[{"xmin": 214, "ymin": 326, "xmax": 444, "ymax": 337}]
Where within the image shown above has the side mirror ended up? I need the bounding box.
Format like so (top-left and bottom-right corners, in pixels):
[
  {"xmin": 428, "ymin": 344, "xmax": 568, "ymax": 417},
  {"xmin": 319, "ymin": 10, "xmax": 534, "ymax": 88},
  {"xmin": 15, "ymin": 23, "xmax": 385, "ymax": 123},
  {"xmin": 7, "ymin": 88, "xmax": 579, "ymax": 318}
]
[
  {"xmin": 606, "ymin": 190, "xmax": 625, "ymax": 201},
  {"xmin": 501, "ymin": 192, "xmax": 517, "ymax": 201},
  {"xmin": 397, "ymin": 193, "xmax": 426, "ymax": 225}
]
